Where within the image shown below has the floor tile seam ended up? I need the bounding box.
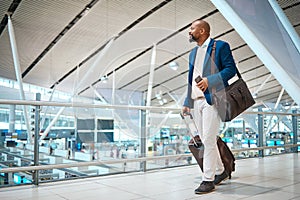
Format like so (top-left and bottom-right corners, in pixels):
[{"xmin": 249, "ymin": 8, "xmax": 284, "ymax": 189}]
[
  {"xmin": 99, "ymin": 179, "xmax": 194, "ymax": 198},
  {"xmin": 148, "ymin": 188, "xmax": 198, "ymax": 199},
  {"xmin": 215, "ymin": 187, "xmax": 278, "ymax": 200},
  {"xmin": 149, "ymin": 187, "xmax": 196, "ymax": 199},
  {"xmin": 241, "ymin": 187, "xmax": 299, "ymax": 199},
  {"xmin": 216, "ymin": 179, "xmax": 280, "ymax": 192},
  {"xmin": 95, "ymin": 175, "xmax": 165, "ymax": 185},
  {"xmin": 214, "ymin": 183, "xmax": 252, "ymax": 192},
  {"xmin": 230, "ymin": 175, "xmax": 278, "ymax": 183},
  {"xmin": 281, "ymin": 182, "xmax": 300, "ymax": 191},
  {"xmin": 266, "ymin": 177, "xmax": 300, "ymax": 185},
  {"xmin": 30, "ymin": 180, "xmax": 103, "ymax": 191},
  {"xmin": 94, "ymin": 181, "xmax": 149, "ymax": 199},
  {"xmin": 188, "ymin": 190, "xmax": 240, "ymax": 200},
  {"xmin": 50, "ymin": 191, "xmax": 69, "ymax": 200},
  {"xmin": 46, "ymin": 182, "xmax": 146, "ymax": 200},
  {"xmin": 89, "ymin": 166, "xmax": 186, "ymax": 180},
  {"xmin": 130, "ymin": 195, "xmax": 157, "ymax": 200},
  {"xmin": 0, "ymin": 185, "xmax": 37, "ymax": 193},
  {"xmin": 93, "ymin": 166, "xmax": 198, "ymax": 183},
  {"xmin": 290, "ymin": 194, "xmax": 300, "ymax": 200},
  {"xmin": 26, "ymin": 179, "xmax": 116, "ymax": 195}
]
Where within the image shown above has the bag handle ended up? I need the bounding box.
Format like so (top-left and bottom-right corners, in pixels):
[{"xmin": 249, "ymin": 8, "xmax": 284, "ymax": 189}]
[{"xmin": 180, "ymin": 112, "xmax": 198, "ymax": 146}]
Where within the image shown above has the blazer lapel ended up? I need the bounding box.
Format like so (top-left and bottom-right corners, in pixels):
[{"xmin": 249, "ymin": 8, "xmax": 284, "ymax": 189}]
[
  {"xmin": 202, "ymin": 39, "xmax": 215, "ymax": 75},
  {"xmin": 190, "ymin": 46, "xmax": 198, "ymax": 69}
]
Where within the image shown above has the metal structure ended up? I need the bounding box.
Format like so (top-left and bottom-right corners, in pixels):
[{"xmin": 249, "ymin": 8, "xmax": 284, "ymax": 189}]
[{"xmin": 0, "ymin": 0, "xmax": 299, "ymax": 108}]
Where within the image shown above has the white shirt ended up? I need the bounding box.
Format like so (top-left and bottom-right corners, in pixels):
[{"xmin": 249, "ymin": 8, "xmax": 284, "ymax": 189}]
[{"xmin": 191, "ymin": 38, "xmax": 211, "ymax": 99}]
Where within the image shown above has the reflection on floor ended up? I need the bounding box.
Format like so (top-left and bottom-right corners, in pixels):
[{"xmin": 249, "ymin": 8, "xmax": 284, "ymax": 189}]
[{"xmin": 0, "ymin": 153, "xmax": 300, "ymax": 200}]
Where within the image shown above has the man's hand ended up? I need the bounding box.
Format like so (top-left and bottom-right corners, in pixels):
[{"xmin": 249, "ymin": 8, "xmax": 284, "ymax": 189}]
[
  {"xmin": 196, "ymin": 77, "xmax": 208, "ymax": 92},
  {"xmin": 182, "ymin": 106, "xmax": 190, "ymax": 116}
]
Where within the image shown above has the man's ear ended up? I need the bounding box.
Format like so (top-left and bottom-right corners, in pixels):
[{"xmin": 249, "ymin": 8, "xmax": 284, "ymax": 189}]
[{"xmin": 200, "ymin": 28, "xmax": 205, "ymax": 34}]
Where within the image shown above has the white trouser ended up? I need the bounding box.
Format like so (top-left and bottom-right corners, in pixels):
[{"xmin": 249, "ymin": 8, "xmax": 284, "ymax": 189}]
[{"xmin": 192, "ymin": 98, "xmax": 224, "ymax": 181}]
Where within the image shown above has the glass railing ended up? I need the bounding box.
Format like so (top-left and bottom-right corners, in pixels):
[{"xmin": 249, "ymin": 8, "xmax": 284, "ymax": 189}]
[{"xmin": 0, "ymin": 99, "xmax": 299, "ymax": 187}]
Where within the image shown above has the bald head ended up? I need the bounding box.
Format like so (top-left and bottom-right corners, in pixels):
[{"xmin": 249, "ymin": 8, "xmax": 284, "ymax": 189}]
[
  {"xmin": 194, "ymin": 20, "xmax": 210, "ymax": 34},
  {"xmin": 189, "ymin": 19, "xmax": 210, "ymax": 45}
]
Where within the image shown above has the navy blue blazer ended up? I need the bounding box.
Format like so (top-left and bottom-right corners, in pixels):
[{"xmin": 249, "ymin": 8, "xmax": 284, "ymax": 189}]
[{"xmin": 183, "ymin": 39, "xmax": 237, "ymax": 108}]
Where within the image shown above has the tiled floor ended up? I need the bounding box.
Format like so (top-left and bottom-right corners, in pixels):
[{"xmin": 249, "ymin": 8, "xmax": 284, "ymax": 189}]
[{"xmin": 1, "ymin": 153, "xmax": 300, "ymax": 200}]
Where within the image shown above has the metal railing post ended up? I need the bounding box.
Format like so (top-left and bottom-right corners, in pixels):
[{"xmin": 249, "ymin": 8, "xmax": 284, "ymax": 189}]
[
  {"xmin": 258, "ymin": 107, "xmax": 264, "ymax": 157},
  {"xmin": 33, "ymin": 93, "xmax": 41, "ymax": 186},
  {"xmin": 140, "ymin": 108, "xmax": 147, "ymax": 172},
  {"xmin": 292, "ymin": 110, "xmax": 298, "ymax": 153}
]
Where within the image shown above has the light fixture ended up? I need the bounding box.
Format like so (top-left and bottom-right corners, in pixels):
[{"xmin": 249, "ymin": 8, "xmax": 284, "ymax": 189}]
[
  {"xmin": 158, "ymin": 98, "xmax": 168, "ymax": 105},
  {"xmin": 158, "ymin": 100, "xmax": 164, "ymax": 105},
  {"xmin": 101, "ymin": 75, "xmax": 108, "ymax": 83},
  {"xmin": 81, "ymin": 7, "xmax": 90, "ymax": 16},
  {"xmin": 155, "ymin": 91, "xmax": 162, "ymax": 99},
  {"xmin": 169, "ymin": 61, "xmax": 179, "ymax": 70},
  {"xmin": 252, "ymin": 93, "xmax": 257, "ymax": 99}
]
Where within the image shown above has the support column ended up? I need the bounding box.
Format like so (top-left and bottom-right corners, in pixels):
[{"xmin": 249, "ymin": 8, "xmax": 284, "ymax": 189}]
[
  {"xmin": 40, "ymin": 107, "xmax": 65, "ymax": 140},
  {"xmin": 258, "ymin": 107, "xmax": 264, "ymax": 157},
  {"xmin": 7, "ymin": 15, "xmax": 32, "ymax": 143},
  {"xmin": 146, "ymin": 44, "xmax": 156, "ymax": 107},
  {"xmin": 33, "ymin": 93, "xmax": 41, "ymax": 186},
  {"xmin": 75, "ymin": 37, "xmax": 115, "ymax": 94},
  {"xmin": 9, "ymin": 105, "xmax": 16, "ymax": 134},
  {"xmin": 140, "ymin": 110, "xmax": 147, "ymax": 172},
  {"xmin": 268, "ymin": 0, "xmax": 300, "ymax": 52},
  {"xmin": 140, "ymin": 107, "xmax": 146, "ymax": 172},
  {"xmin": 292, "ymin": 110, "xmax": 298, "ymax": 153},
  {"xmin": 94, "ymin": 118, "xmax": 97, "ymax": 143},
  {"xmin": 7, "ymin": 172, "xmax": 13, "ymax": 185},
  {"xmin": 140, "ymin": 44, "xmax": 157, "ymax": 172}
]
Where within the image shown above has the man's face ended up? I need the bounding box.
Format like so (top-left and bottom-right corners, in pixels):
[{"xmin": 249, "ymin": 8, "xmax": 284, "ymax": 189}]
[{"xmin": 189, "ymin": 21, "xmax": 203, "ymax": 43}]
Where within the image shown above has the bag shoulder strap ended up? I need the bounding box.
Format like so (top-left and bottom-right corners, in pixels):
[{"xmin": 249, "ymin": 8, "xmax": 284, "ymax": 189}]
[
  {"xmin": 210, "ymin": 41, "xmax": 242, "ymax": 87},
  {"xmin": 211, "ymin": 41, "xmax": 217, "ymax": 75},
  {"xmin": 211, "ymin": 42, "xmax": 217, "ymax": 94}
]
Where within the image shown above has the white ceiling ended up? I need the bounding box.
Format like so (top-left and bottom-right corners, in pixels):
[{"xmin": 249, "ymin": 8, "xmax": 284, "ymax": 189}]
[{"xmin": 0, "ymin": 0, "xmax": 299, "ymax": 108}]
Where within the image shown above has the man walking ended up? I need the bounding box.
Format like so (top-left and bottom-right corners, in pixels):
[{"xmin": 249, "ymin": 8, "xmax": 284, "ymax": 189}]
[{"xmin": 182, "ymin": 19, "xmax": 236, "ymax": 194}]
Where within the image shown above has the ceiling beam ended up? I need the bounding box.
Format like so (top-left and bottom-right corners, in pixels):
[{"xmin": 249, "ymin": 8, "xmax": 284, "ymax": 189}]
[
  {"xmin": 0, "ymin": 0, "xmax": 22, "ymax": 37},
  {"xmin": 51, "ymin": 0, "xmax": 174, "ymax": 89},
  {"xmin": 253, "ymin": 74, "xmax": 273, "ymax": 96},
  {"xmin": 269, "ymin": 0, "xmax": 300, "ymax": 53},
  {"xmin": 77, "ymin": 9, "xmax": 219, "ymax": 94},
  {"xmin": 23, "ymin": 0, "xmax": 100, "ymax": 79}
]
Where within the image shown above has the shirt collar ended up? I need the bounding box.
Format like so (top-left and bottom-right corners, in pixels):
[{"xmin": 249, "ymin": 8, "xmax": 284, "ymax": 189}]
[{"xmin": 198, "ymin": 37, "xmax": 211, "ymax": 49}]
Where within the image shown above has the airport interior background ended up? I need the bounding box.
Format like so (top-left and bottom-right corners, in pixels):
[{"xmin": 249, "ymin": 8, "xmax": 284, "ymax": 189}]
[{"xmin": 0, "ymin": 0, "xmax": 299, "ymax": 187}]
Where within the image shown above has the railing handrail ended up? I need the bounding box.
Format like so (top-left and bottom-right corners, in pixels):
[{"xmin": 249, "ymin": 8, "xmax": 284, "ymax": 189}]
[
  {"xmin": 0, "ymin": 99, "xmax": 299, "ymax": 116},
  {"xmin": 0, "ymin": 99, "xmax": 180, "ymax": 112},
  {"xmin": 1, "ymin": 144, "xmax": 299, "ymax": 174}
]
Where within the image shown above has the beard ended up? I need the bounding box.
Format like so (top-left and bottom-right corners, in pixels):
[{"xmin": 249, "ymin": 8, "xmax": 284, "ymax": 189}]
[{"xmin": 189, "ymin": 34, "xmax": 196, "ymax": 43}]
